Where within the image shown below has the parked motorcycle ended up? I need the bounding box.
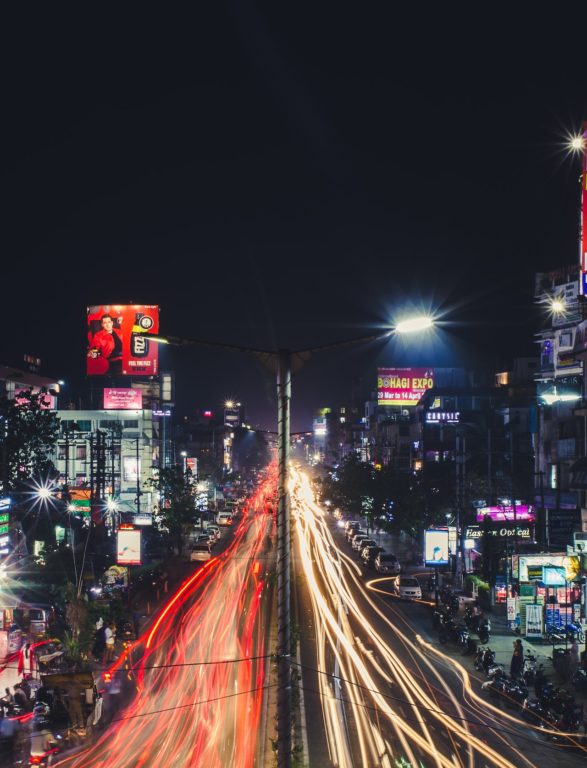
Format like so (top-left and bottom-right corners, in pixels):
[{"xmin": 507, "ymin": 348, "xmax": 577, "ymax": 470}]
[
  {"xmin": 522, "ymin": 652, "xmax": 537, "ymax": 685},
  {"xmin": 438, "ymin": 615, "xmax": 469, "ymax": 649},
  {"xmin": 474, "ymin": 647, "xmax": 497, "ymax": 674}
]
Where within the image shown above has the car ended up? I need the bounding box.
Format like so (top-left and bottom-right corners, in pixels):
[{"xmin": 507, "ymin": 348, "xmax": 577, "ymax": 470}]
[
  {"xmin": 217, "ymin": 513, "xmax": 233, "ymax": 526},
  {"xmin": 352, "ymin": 534, "xmax": 371, "ymax": 551},
  {"xmin": 356, "ymin": 538, "xmax": 376, "ymax": 554},
  {"xmin": 344, "ymin": 521, "xmax": 360, "ymax": 535},
  {"xmin": 361, "ymin": 545, "xmax": 384, "ymax": 566},
  {"xmin": 347, "ymin": 527, "xmax": 366, "ymax": 544},
  {"xmin": 206, "ymin": 525, "xmax": 221, "ymax": 540},
  {"xmin": 392, "ymin": 576, "xmax": 422, "ymax": 600},
  {"xmin": 190, "ymin": 544, "xmax": 212, "ymax": 562},
  {"xmin": 374, "ymin": 553, "xmax": 401, "ymax": 575}
]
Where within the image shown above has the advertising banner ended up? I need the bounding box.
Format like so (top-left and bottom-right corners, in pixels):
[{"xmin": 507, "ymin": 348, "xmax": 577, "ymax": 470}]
[
  {"xmin": 123, "ymin": 457, "xmax": 140, "ymax": 483},
  {"xmin": 87, "ymin": 305, "xmax": 160, "ymax": 377},
  {"xmin": 116, "ymin": 529, "xmax": 142, "ymax": 565},
  {"xmin": 103, "ymin": 388, "xmax": 143, "ymax": 410},
  {"xmin": 519, "ymin": 554, "xmax": 580, "ymax": 583},
  {"xmin": 476, "ymin": 505, "xmax": 535, "ymax": 523},
  {"xmin": 543, "ymin": 566, "xmax": 567, "ymax": 586},
  {"xmin": 377, "ymin": 368, "xmax": 434, "ymax": 407},
  {"xmin": 424, "ymin": 529, "xmax": 449, "ymax": 566},
  {"xmin": 526, "ymin": 604, "xmax": 543, "ymax": 639}
]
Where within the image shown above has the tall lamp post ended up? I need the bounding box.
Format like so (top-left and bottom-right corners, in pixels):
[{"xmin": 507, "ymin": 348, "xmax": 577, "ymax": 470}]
[{"xmin": 146, "ymin": 314, "xmax": 434, "ymax": 768}]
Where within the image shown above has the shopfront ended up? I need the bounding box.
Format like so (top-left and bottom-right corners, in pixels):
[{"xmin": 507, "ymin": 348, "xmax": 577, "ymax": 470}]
[{"xmin": 509, "ymin": 553, "xmax": 582, "ymax": 636}]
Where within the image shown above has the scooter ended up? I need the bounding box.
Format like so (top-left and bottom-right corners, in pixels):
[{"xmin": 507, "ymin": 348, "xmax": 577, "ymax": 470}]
[
  {"xmin": 477, "ymin": 617, "xmax": 491, "ymax": 645},
  {"xmin": 474, "ymin": 647, "xmax": 496, "ymax": 674}
]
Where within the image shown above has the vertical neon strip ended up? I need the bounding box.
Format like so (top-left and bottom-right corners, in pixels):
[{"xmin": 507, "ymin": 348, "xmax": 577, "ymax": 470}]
[{"xmin": 582, "ymin": 121, "xmax": 587, "ymax": 294}]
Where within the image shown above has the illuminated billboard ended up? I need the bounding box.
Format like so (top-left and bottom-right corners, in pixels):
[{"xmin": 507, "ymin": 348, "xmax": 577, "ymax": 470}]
[
  {"xmin": 116, "ymin": 529, "xmax": 142, "ymax": 565},
  {"xmin": 377, "ymin": 368, "xmax": 434, "ymax": 407},
  {"xmin": 103, "ymin": 388, "xmax": 143, "ymax": 410},
  {"xmin": 517, "ymin": 554, "xmax": 580, "ymax": 583},
  {"xmin": 476, "ymin": 505, "xmax": 535, "ymax": 523},
  {"xmin": 424, "ymin": 529, "xmax": 449, "ymax": 566},
  {"xmin": 87, "ymin": 305, "xmax": 160, "ymax": 376}
]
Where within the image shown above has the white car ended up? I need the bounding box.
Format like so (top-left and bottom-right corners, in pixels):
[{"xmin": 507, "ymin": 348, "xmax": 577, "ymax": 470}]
[{"xmin": 392, "ymin": 576, "xmax": 422, "ymax": 600}]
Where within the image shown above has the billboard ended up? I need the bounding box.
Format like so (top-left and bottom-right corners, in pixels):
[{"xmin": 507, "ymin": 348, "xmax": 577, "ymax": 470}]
[
  {"xmin": 424, "ymin": 529, "xmax": 449, "ymax": 566},
  {"xmin": 377, "ymin": 368, "xmax": 434, "ymax": 407},
  {"xmin": 87, "ymin": 305, "xmax": 160, "ymax": 376},
  {"xmin": 103, "ymin": 388, "xmax": 143, "ymax": 410},
  {"xmin": 123, "ymin": 457, "xmax": 140, "ymax": 483},
  {"xmin": 476, "ymin": 505, "xmax": 535, "ymax": 523},
  {"xmin": 517, "ymin": 554, "xmax": 580, "ymax": 583},
  {"xmin": 116, "ymin": 529, "xmax": 142, "ymax": 565}
]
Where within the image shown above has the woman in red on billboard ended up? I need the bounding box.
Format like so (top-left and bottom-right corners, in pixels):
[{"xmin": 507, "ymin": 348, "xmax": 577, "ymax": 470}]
[{"xmin": 87, "ymin": 314, "xmax": 123, "ymax": 375}]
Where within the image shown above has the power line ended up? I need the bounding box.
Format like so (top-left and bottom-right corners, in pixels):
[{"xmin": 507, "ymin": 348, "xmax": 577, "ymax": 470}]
[{"xmin": 292, "ymin": 661, "xmax": 587, "ymax": 754}]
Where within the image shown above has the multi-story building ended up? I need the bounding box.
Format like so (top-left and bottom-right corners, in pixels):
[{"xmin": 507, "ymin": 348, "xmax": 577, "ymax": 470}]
[
  {"xmin": 534, "ymin": 266, "xmax": 584, "ymax": 546},
  {"xmin": 52, "ymin": 407, "xmax": 158, "ymax": 524}
]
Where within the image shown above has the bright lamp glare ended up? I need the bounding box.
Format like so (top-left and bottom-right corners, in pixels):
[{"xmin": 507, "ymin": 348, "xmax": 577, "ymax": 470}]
[
  {"xmin": 551, "ymin": 298, "xmax": 565, "ymax": 314},
  {"xmin": 570, "ymin": 136, "xmax": 586, "ymax": 152},
  {"xmin": 395, "ymin": 316, "xmax": 434, "ymax": 334},
  {"xmin": 37, "ymin": 488, "xmax": 52, "ymax": 500}
]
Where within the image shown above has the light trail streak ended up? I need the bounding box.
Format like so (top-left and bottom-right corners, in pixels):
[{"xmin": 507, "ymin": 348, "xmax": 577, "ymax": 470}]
[
  {"xmin": 291, "ymin": 468, "xmax": 550, "ymax": 767},
  {"xmin": 56, "ymin": 473, "xmax": 278, "ymax": 768}
]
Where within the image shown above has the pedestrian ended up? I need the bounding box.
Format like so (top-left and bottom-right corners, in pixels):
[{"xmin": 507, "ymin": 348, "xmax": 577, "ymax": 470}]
[
  {"xmin": 0, "ymin": 689, "xmax": 13, "ymax": 715},
  {"xmin": 12, "ymin": 685, "xmax": 27, "ymax": 711},
  {"xmin": 103, "ymin": 622, "xmax": 116, "ymax": 664},
  {"xmin": 510, "ymin": 639, "xmax": 524, "ymax": 679},
  {"xmin": 20, "ymin": 676, "xmax": 31, "ymax": 701}
]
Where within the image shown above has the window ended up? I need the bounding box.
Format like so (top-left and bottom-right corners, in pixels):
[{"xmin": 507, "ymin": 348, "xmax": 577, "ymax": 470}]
[
  {"xmin": 57, "ymin": 444, "xmax": 67, "ymax": 460},
  {"xmin": 76, "ymin": 445, "xmax": 87, "ymax": 460},
  {"xmin": 124, "ymin": 420, "xmax": 139, "ymax": 429},
  {"xmin": 99, "ymin": 420, "xmax": 119, "ymax": 429}
]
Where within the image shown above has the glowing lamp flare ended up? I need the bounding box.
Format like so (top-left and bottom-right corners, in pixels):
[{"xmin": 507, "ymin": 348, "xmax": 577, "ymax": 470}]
[{"xmin": 394, "ymin": 316, "xmax": 434, "ymax": 334}]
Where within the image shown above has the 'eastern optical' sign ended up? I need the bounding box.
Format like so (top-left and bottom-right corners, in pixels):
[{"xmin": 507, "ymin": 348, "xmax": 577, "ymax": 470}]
[{"xmin": 465, "ymin": 524, "xmax": 532, "ymax": 540}]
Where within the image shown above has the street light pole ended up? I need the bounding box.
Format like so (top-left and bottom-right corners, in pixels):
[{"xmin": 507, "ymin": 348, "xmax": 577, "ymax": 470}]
[
  {"xmin": 143, "ymin": 314, "xmax": 434, "ymax": 765},
  {"xmin": 276, "ymin": 350, "xmax": 292, "ymax": 768}
]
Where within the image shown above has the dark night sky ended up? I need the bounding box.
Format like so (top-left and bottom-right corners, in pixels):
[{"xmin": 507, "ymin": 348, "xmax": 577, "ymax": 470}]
[{"xmin": 1, "ymin": 7, "xmax": 585, "ymax": 431}]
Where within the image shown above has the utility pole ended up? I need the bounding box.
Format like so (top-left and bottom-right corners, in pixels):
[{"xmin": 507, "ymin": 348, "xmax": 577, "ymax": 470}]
[{"xmin": 276, "ymin": 350, "xmax": 292, "ymax": 768}]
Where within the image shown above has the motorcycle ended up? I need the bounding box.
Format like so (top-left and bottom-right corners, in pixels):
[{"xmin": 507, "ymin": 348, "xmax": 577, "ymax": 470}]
[
  {"xmin": 438, "ymin": 615, "xmax": 469, "ymax": 649},
  {"xmin": 522, "ymin": 652, "xmax": 537, "ymax": 685},
  {"xmin": 474, "ymin": 647, "xmax": 497, "ymax": 674},
  {"xmin": 477, "ymin": 617, "xmax": 491, "ymax": 645}
]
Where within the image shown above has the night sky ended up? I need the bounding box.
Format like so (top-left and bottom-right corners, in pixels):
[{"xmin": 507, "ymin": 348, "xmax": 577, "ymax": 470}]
[{"xmin": 1, "ymin": 8, "xmax": 585, "ymax": 431}]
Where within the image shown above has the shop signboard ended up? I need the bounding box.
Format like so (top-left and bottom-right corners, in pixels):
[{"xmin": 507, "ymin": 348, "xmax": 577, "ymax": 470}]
[
  {"xmin": 116, "ymin": 529, "xmax": 142, "ymax": 565},
  {"xmin": 476, "ymin": 505, "xmax": 535, "ymax": 522},
  {"xmin": 424, "ymin": 529, "xmax": 449, "ymax": 566},
  {"xmin": 518, "ymin": 554, "xmax": 580, "ymax": 583},
  {"xmin": 506, "ymin": 597, "xmax": 518, "ymax": 623},
  {"xmin": 103, "ymin": 388, "xmax": 143, "ymax": 410},
  {"xmin": 465, "ymin": 524, "xmax": 531, "ymax": 540},
  {"xmin": 526, "ymin": 565, "xmax": 544, "ymax": 581},
  {"xmin": 526, "ymin": 604, "xmax": 543, "ymax": 639},
  {"xmin": 543, "ymin": 566, "xmax": 567, "ymax": 586}
]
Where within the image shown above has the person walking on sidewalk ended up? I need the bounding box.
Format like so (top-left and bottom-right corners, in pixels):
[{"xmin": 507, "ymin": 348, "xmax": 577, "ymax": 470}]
[
  {"xmin": 570, "ymin": 639, "xmax": 580, "ymax": 676},
  {"xmin": 510, "ymin": 639, "xmax": 524, "ymax": 679}
]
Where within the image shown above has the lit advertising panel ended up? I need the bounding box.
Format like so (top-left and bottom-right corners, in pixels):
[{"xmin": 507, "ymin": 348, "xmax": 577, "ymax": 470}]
[
  {"xmin": 103, "ymin": 388, "xmax": 143, "ymax": 410},
  {"xmin": 116, "ymin": 529, "xmax": 142, "ymax": 565},
  {"xmin": 87, "ymin": 305, "xmax": 160, "ymax": 376},
  {"xmin": 14, "ymin": 388, "xmax": 56, "ymax": 409},
  {"xmin": 377, "ymin": 368, "xmax": 434, "ymax": 407},
  {"xmin": 476, "ymin": 505, "xmax": 535, "ymax": 523},
  {"xmin": 123, "ymin": 457, "xmax": 140, "ymax": 483},
  {"xmin": 424, "ymin": 529, "xmax": 449, "ymax": 566},
  {"xmin": 518, "ymin": 554, "xmax": 580, "ymax": 583},
  {"xmin": 582, "ymin": 122, "xmax": 587, "ymax": 295}
]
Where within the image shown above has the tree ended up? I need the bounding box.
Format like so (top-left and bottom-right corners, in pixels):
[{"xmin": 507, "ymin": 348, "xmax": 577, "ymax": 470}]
[
  {"xmin": 0, "ymin": 387, "xmax": 60, "ymax": 492},
  {"xmin": 147, "ymin": 464, "xmax": 196, "ymax": 556}
]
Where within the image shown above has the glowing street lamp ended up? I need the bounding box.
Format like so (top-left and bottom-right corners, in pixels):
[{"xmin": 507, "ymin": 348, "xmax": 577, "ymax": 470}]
[{"xmin": 394, "ymin": 316, "xmax": 435, "ymax": 334}]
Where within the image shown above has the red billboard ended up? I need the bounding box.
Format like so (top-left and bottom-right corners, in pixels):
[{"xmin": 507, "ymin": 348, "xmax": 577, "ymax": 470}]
[
  {"xmin": 87, "ymin": 305, "xmax": 160, "ymax": 376},
  {"xmin": 377, "ymin": 367, "xmax": 434, "ymax": 407},
  {"xmin": 103, "ymin": 388, "xmax": 143, "ymax": 410}
]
